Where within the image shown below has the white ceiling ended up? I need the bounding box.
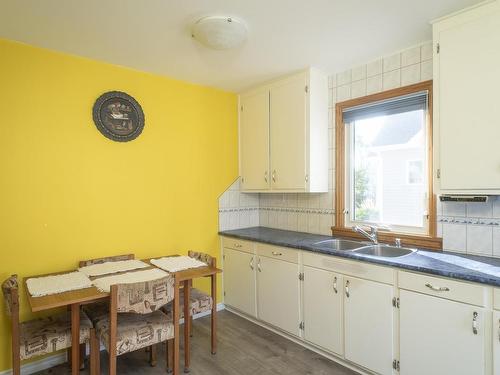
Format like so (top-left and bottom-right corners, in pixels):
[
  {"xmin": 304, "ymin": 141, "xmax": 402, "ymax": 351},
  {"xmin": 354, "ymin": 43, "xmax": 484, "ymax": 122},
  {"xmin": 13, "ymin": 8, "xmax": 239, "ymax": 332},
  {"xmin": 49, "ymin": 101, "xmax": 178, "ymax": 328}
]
[{"xmin": 0, "ymin": 0, "xmax": 482, "ymax": 92}]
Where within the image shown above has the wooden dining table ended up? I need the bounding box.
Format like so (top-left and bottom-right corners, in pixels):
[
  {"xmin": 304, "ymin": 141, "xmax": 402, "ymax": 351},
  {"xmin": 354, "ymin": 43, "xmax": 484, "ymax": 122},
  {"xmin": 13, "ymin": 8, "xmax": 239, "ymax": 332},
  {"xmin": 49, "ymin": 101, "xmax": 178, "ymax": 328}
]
[{"xmin": 23, "ymin": 256, "xmax": 222, "ymax": 375}]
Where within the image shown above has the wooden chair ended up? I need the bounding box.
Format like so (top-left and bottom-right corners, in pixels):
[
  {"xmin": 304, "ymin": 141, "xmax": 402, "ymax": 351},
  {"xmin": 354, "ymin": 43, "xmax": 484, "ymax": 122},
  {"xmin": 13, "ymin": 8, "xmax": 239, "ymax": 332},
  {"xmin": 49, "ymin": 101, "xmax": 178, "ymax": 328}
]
[
  {"xmin": 1, "ymin": 275, "xmax": 99, "ymax": 375},
  {"xmin": 91, "ymin": 275, "xmax": 177, "ymax": 375},
  {"xmin": 78, "ymin": 253, "xmax": 135, "ymax": 268}
]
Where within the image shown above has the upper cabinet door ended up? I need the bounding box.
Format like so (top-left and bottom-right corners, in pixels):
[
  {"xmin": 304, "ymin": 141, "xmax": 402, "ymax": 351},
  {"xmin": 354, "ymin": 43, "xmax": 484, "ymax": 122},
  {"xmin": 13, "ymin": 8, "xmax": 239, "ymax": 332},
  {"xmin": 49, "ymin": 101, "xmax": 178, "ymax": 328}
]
[
  {"xmin": 240, "ymin": 90, "xmax": 270, "ymax": 190},
  {"xmin": 435, "ymin": 2, "xmax": 500, "ymax": 192},
  {"xmin": 270, "ymin": 76, "xmax": 307, "ymax": 190}
]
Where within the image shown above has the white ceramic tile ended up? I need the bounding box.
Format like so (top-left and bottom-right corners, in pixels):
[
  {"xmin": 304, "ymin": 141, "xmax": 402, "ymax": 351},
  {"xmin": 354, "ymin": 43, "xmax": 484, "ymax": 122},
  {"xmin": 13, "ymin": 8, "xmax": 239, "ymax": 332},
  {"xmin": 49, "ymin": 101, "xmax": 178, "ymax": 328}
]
[
  {"xmin": 383, "ymin": 53, "xmax": 401, "ymax": 72},
  {"xmin": 308, "ymin": 213, "xmax": 320, "ymax": 234},
  {"xmin": 277, "ymin": 211, "xmax": 288, "ymax": 230},
  {"xmin": 467, "ymin": 201, "xmax": 492, "ymax": 218},
  {"xmin": 442, "ymin": 223, "xmax": 467, "ymax": 253},
  {"xmin": 366, "ymin": 75, "xmax": 383, "ymax": 95},
  {"xmin": 337, "ymin": 70, "xmax": 351, "ymax": 86},
  {"xmin": 336, "ymin": 84, "xmax": 351, "ymax": 102},
  {"xmin": 308, "ymin": 194, "xmax": 321, "ymax": 209},
  {"xmin": 297, "ymin": 194, "xmax": 309, "ymax": 208},
  {"xmin": 401, "ymin": 63, "xmax": 421, "ymax": 86},
  {"xmin": 228, "ymin": 211, "xmax": 239, "ymax": 230},
  {"xmin": 239, "ymin": 211, "xmax": 250, "ymax": 228},
  {"xmin": 366, "ymin": 59, "xmax": 383, "ymax": 77},
  {"xmin": 287, "ymin": 212, "xmax": 298, "ymax": 232},
  {"xmin": 442, "ymin": 202, "xmax": 466, "ymax": 217},
  {"xmin": 421, "ymin": 60, "xmax": 433, "ymax": 81},
  {"xmin": 219, "ymin": 212, "xmax": 229, "ymax": 231},
  {"xmin": 421, "ymin": 42, "xmax": 433, "ymax": 61},
  {"xmin": 268, "ymin": 210, "xmax": 278, "ymax": 228},
  {"xmin": 492, "ymin": 197, "xmax": 500, "ymax": 218},
  {"xmin": 466, "ymin": 225, "xmax": 493, "ymax": 256},
  {"xmin": 298, "ymin": 213, "xmax": 308, "ymax": 232},
  {"xmin": 320, "ymin": 191, "xmax": 334, "ymax": 209},
  {"xmin": 351, "ymin": 79, "xmax": 367, "ymax": 99},
  {"xmin": 351, "ymin": 65, "xmax": 367, "ymax": 82},
  {"xmin": 493, "ymin": 227, "xmax": 500, "ymax": 257},
  {"xmin": 401, "ymin": 46, "xmax": 421, "ymax": 67},
  {"xmin": 383, "ymin": 70, "xmax": 401, "ymax": 91},
  {"xmin": 229, "ymin": 191, "xmax": 240, "ymax": 208},
  {"xmin": 320, "ymin": 214, "xmax": 333, "ymax": 235},
  {"xmin": 286, "ymin": 193, "xmax": 298, "ymax": 208},
  {"xmin": 229, "ymin": 179, "xmax": 240, "ymax": 191},
  {"xmin": 436, "ymin": 199, "xmax": 443, "ymax": 215},
  {"xmin": 218, "ymin": 191, "xmax": 230, "ymax": 208},
  {"xmin": 259, "ymin": 209, "xmax": 269, "ymax": 226},
  {"xmin": 249, "ymin": 210, "xmax": 259, "ymax": 227},
  {"xmin": 437, "ymin": 223, "xmax": 443, "ymax": 237}
]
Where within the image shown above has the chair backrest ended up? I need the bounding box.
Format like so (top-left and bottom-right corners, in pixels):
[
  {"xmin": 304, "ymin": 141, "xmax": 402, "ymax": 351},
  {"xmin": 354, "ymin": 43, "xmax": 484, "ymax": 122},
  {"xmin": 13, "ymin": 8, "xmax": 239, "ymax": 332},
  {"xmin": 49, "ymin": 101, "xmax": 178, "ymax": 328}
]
[
  {"xmin": 79, "ymin": 253, "xmax": 135, "ymax": 268},
  {"xmin": 111, "ymin": 275, "xmax": 174, "ymax": 314},
  {"xmin": 188, "ymin": 251, "xmax": 216, "ymax": 267},
  {"xmin": 2, "ymin": 275, "xmax": 19, "ymax": 319}
]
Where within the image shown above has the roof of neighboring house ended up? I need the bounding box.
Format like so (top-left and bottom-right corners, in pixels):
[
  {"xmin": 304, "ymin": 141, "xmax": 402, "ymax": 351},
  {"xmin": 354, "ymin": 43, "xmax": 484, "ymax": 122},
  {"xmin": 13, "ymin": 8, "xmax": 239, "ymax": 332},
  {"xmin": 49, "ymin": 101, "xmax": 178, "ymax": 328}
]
[{"xmin": 370, "ymin": 112, "xmax": 422, "ymax": 147}]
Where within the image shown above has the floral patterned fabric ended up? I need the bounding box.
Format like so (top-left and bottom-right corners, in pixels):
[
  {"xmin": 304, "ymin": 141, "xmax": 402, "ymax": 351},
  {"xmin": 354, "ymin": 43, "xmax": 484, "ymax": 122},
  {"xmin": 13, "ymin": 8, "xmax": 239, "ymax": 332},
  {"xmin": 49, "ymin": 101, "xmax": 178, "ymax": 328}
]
[
  {"xmin": 19, "ymin": 311, "xmax": 93, "ymax": 361},
  {"xmin": 188, "ymin": 251, "xmax": 215, "ymax": 267},
  {"xmin": 96, "ymin": 310, "xmax": 173, "ymax": 356},
  {"xmin": 115, "ymin": 275, "xmax": 174, "ymax": 314},
  {"xmin": 2, "ymin": 275, "xmax": 18, "ymax": 317},
  {"xmin": 163, "ymin": 288, "xmax": 213, "ymax": 318},
  {"xmin": 79, "ymin": 254, "xmax": 134, "ymax": 267}
]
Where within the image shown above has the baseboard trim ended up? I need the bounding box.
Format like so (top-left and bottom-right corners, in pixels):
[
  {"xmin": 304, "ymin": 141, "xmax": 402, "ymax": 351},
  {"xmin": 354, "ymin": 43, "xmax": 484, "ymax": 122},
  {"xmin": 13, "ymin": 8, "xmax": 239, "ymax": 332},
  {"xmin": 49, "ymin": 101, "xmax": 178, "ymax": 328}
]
[
  {"xmin": 225, "ymin": 306, "xmax": 375, "ymax": 375},
  {"xmin": 0, "ymin": 303, "xmax": 226, "ymax": 375}
]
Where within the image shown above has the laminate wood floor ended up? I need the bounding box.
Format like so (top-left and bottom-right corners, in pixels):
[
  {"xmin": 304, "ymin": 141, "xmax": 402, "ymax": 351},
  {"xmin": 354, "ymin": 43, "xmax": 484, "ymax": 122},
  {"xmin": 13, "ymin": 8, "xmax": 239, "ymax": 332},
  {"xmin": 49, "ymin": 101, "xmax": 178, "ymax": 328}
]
[{"xmin": 36, "ymin": 310, "xmax": 358, "ymax": 375}]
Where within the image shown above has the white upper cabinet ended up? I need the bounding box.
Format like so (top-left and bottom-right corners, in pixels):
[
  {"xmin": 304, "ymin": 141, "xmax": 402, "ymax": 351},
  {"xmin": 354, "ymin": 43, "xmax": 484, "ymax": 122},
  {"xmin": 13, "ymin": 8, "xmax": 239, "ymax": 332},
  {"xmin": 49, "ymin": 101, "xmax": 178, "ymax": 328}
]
[
  {"xmin": 433, "ymin": 1, "xmax": 500, "ymax": 193},
  {"xmin": 239, "ymin": 68, "xmax": 328, "ymax": 192}
]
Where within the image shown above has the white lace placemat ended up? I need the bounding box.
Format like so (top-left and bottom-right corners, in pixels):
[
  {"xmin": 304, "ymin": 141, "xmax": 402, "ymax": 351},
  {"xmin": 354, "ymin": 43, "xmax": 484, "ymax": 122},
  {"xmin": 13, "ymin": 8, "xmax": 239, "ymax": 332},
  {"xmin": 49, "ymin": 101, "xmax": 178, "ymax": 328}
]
[
  {"xmin": 150, "ymin": 256, "xmax": 207, "ymax": 273},
  {"xmin": 79, "ymin": 259, "xmax": 150, "ymax": 277},
  {"xmin": 92, "ymin": 268, "xmax": 169, "ymax": 292},
  {"xmin": 26, "ymin": 271, "xmax": 93, "ymax": 297}
]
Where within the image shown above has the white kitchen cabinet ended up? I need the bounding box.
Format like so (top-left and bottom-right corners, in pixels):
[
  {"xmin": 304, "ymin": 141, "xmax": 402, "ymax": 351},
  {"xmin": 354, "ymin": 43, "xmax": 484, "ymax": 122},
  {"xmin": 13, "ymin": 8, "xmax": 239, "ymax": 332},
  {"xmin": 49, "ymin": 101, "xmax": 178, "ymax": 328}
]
[
  {"xmin": 399, "ymin": 289, "xmax": 487, "ymax": 375},
  {"xmin": 494, "ymin": 310, "xmax": 500, "ymax": 375},
  {"xmin": 433, "ymin": 1, "xmax": 500, "ymax": 193},
  {"xmin": 344, "ymin": 276, "xmax": 394, "ymax": 375},
  {"xmin": 303, "ymin": 266, "xmax": 343, "ymax": 355},
  {"xmin": 222, "ymin": 248, "xmax": 257, "ymax": 317},
  {"xmin": 257, "ymin": 255, "xmax": 301, "ymax": 336},
  {"xmin": 239, "ymin": 68, "xmax": 328, "ymax": 193},
  {"xmin": 239, "ymin": 89, "xmax": 270, "ymax": 190}
]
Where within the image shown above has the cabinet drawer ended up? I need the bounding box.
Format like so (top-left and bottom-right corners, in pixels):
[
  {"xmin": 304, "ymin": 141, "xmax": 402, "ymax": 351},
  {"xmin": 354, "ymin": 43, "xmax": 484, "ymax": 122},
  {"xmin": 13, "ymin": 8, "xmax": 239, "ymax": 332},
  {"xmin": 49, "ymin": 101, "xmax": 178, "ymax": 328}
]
[
  {"xmin": 221, "ymin": 237, "xmax": 254, "ymax": 254},
  {"xmin": 302, "ymin": 252, "xmax": 393, "ymax": 284},
  {"xmin": 256, "ymin": 243, "xmax": 299, "ymax": 263},
  {"xmin": 494, "ymin": 288, "xmax": 500, "ymax": 310},
  {"xmin": 398, "ymin": 271, "xmax": 489, "ymax": 307}
]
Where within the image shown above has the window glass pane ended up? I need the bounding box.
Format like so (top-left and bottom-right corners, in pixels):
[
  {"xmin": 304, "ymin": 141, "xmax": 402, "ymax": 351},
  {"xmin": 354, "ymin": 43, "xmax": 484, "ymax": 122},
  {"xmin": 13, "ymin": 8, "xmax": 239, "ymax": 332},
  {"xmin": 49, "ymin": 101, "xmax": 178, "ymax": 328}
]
[{"xmin": 351, "ymin": 109, "xmax": 427, "ymax": 228}]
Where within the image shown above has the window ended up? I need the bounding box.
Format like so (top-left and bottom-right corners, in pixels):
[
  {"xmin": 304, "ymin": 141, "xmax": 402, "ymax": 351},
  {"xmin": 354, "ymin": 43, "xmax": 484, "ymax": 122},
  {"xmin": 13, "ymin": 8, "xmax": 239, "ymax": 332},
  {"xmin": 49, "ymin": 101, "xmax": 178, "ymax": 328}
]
[{"xmin": 334, "ymin": 82, "xmax": 440, "ymax": 248}]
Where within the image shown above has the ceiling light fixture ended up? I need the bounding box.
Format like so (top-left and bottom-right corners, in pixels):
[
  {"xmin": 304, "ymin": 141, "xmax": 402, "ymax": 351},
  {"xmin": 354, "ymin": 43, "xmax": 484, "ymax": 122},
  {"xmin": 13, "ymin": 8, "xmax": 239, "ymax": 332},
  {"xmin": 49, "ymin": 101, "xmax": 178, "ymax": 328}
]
[{"xmin": 191, "ymin": 16, "xmax": 248, "ymax": 50}]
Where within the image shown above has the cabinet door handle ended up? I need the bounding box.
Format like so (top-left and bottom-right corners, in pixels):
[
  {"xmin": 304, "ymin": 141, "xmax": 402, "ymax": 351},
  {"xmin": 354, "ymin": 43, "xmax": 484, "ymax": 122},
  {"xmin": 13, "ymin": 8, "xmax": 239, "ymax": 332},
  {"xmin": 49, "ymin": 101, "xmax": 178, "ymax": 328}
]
[
  {"xmin": 257, "ymin": 257, "xmax": 262, "ymax": 272},
  {"xmin": 234, "ymin": 243, "xmax": 242, "ymax": 248},
  {"xmin": 272, "ymin": 170, "xmax": 276, "ymax": 183},
  {"xmin": 345, "ymin": 280, "xmax": 350, "ymax": 298},
  {"xmin": 264, "ymin": 171, "xmax": 268, "ymax": 183},
  {"xmin": 333, "ymin": 276, "xmax": 338, "ymax": 294},
  {"xmin": 472, "ymin": 312, "xmax": 479, "ymax": 335},
  {"xmin": 271, "ymin": 251, "xmax": 283, "ymax": 256},
  {"xmin": 425, "ymin": 283, "xmax": 450, "ymax": 292},
  {"xmin": 249, "ymin": 257, "xmax": 254, "ymax": 270}
]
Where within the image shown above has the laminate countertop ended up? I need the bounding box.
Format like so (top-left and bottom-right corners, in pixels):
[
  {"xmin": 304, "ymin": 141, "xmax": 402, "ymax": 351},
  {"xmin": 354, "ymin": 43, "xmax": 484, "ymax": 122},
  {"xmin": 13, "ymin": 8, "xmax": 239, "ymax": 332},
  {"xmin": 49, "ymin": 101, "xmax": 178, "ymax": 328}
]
[{"xmin": 219, "ymin": 227, "xmax": 500, "ymax": 288}]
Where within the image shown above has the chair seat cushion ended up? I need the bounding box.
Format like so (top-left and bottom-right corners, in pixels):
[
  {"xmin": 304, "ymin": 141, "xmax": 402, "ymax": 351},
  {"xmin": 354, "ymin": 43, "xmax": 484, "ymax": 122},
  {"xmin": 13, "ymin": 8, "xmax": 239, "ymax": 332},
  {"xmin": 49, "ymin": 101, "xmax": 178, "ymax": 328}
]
[
  {"xmin": 20, "ymin": 311, "xmax": 92, "ymax": 361},
  {"xmin": 83, "ymin": 301, "xmax": 109, "ymax": 324},
  {"xmin": 163, "ymin": 288, "xmax": 213, "ymax": 318},
  {"xmin": 96, "ymin": 310, "xmax": 173, "ymax": 356}
]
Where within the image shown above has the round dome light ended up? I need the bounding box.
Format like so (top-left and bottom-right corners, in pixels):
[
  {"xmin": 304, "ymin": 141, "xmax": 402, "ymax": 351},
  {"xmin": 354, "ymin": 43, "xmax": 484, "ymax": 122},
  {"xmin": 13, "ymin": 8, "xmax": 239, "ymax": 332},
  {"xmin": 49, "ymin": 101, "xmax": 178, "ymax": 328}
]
[{"xmin": 191, "ymin": 16, "xmax": 248, "ymax": 50}]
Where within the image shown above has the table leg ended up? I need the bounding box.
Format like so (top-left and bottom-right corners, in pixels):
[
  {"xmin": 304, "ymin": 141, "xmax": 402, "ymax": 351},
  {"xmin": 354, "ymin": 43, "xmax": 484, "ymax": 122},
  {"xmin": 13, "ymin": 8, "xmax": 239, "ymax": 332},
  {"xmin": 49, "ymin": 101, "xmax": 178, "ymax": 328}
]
[
  {"xmin": 211, "ymin": 273, "xmax": 217, "ymax": 355},
  {"xmin": 173, "ymin": 278, "xmax": 180, "ymax": 375},
  {"xmin": 71, "ymin": 304, "xmax": 80, "ymax": 375},
  {"xmin": 183, "ymin": 279, "xmax": 191, "ymax": 372}
]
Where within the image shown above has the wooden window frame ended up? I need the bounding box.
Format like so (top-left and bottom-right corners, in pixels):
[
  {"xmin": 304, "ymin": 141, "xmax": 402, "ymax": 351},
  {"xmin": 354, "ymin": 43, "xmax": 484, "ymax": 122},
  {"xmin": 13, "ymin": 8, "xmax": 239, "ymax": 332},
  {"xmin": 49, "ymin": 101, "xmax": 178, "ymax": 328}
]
[{"xmin": 332, "ymin": 80, "xmax": 442, "ymax": 250}]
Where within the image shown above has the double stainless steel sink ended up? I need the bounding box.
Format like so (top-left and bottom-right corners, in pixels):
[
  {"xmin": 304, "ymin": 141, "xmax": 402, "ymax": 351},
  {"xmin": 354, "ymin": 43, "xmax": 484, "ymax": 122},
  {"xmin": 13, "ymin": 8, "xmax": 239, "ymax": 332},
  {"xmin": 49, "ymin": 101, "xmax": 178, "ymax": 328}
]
[{"xmin": 313, "ymin": 239, "xmax": 416, "ymax": 258}]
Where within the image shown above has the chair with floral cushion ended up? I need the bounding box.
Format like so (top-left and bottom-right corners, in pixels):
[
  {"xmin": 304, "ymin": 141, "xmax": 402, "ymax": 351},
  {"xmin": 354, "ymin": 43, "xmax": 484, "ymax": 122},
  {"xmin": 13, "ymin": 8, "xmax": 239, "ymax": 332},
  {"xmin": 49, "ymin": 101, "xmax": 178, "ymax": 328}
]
[
  {"xmin": 93, "ymin": 275, "xmax": 177, "ymax": 375},
  {"xmin": 1, "ymin": 275, "xmax": 99, "ymax": 375}
]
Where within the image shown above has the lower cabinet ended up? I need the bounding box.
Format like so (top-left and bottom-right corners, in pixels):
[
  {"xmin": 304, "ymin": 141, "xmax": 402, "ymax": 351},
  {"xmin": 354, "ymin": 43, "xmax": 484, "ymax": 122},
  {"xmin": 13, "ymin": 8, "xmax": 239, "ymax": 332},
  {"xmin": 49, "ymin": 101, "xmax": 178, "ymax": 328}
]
[
  {"xmin": 495, "ymin": 311, "xmax": 500, "ymax": 375},
  {"xmin": 344, "ymin": 276, "xmax": 394, "ymax": 375},
  {"xmin": 222, "ymin": 248, "xmax": 257, "ymax": 317},
  {"xmin": 400, "ymin": 289, "xmax": 487, "ymax": 375},
  {"xmin": 257, "ymin": 255, "xmax": 301, "ymax": 336},
  {"xmin": 303, "ymin": 266, "xmax": 343, "ymax": 355}
]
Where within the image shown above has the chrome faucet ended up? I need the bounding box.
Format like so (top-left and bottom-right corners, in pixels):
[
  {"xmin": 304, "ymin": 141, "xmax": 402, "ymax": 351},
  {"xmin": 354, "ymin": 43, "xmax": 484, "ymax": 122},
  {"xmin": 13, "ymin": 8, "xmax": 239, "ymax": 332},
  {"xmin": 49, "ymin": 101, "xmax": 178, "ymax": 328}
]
[{"xmin": 353, "ymin": 225, "xmax": 380, "ymax": 244}]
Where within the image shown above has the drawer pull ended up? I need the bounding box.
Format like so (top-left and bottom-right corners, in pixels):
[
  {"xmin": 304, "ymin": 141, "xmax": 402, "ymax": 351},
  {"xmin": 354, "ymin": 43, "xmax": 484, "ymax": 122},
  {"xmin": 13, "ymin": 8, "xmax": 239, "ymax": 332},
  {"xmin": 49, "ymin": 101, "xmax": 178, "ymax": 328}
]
[
  {"xmin": 257, "ymin": 258, "xmax": 262, "ymax": 273},
  {"xmin": 234, "ymin": 243, "xmax": 242, "ymax": 248},
  {"xmin": 271, "ymin": 251, "xmax": 283, "ymax": 256},
  {"xmin": 345, "ymin": 280, "xmax": 350, "ymax": 298},
  {"xmin": 472, "ymin": 312, "xmax": 479, "ymax": 335},
  {"xmin": 333, "ymin": 276, "xmax": 338, "ymax": 294},
  {"xmin": 249, "ymin": 257, "xmax": 254, "ymax": 270},
  {"xmin": 425, "ymin": 283, "xmax": 450, "ymax": 292}
]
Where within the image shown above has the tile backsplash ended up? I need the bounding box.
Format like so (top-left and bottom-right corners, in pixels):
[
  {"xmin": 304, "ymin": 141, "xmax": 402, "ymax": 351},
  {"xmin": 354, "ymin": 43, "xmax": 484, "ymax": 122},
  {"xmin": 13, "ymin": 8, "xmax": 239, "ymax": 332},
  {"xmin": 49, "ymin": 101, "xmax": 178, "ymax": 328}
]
[{"xmin": 218, "ymin": 41, "xmax": 500, "ymax": 258}]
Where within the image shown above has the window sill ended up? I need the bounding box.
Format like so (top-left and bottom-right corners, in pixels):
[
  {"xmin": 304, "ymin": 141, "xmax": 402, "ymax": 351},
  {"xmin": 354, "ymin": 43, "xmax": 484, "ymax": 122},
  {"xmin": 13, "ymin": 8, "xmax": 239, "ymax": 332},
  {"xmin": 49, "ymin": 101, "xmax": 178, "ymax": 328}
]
[{"xmin": 331, "ymin": 226, "xmax": 443, "ymax": 251}]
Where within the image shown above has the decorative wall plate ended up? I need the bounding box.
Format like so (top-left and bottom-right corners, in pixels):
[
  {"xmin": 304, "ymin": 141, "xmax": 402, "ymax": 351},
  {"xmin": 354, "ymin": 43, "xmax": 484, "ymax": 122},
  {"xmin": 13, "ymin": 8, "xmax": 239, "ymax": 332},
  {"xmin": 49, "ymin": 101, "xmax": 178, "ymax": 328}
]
[{"xmin": 92, "ymin": 91, "xmax": 145, "ymax": 142}]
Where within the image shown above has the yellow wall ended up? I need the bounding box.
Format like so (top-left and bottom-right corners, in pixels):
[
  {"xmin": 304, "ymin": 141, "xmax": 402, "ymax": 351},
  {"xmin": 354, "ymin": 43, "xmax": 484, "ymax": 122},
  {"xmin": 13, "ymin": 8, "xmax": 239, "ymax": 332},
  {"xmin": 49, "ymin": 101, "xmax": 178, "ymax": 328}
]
[{"xmin": 0, "ymin": 38, "xmax": 238, "ymax": 370}]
